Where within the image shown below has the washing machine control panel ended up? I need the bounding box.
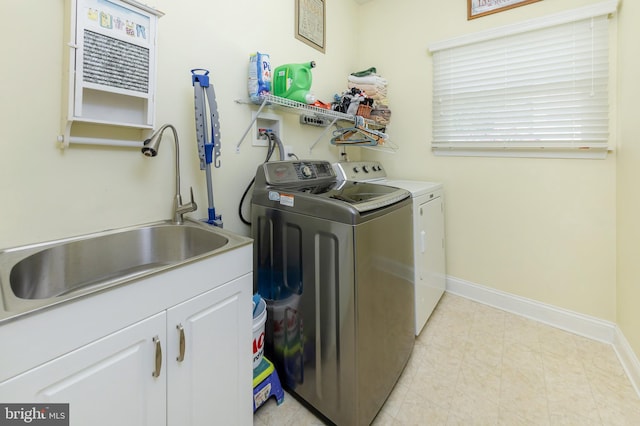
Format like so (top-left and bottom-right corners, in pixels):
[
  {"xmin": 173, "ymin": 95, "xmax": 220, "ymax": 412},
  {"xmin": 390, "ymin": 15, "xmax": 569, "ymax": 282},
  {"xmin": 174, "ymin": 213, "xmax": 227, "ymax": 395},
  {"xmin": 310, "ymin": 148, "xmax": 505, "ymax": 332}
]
[
  {"xmin": 300, "ymin": 164, "xmax": 313, "ymax": 178},
  {"xmin": 263, "ymin": 160, "xmax": 336, "ymax": 185}
]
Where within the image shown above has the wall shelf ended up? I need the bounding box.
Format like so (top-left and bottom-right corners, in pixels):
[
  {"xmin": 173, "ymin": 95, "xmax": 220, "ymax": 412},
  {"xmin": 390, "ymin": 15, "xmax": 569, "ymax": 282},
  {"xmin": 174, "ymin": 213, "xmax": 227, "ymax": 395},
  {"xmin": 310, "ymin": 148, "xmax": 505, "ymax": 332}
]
[{"xmin": 234, "ymin": 94, "xmax": 394, "ymax": 154}]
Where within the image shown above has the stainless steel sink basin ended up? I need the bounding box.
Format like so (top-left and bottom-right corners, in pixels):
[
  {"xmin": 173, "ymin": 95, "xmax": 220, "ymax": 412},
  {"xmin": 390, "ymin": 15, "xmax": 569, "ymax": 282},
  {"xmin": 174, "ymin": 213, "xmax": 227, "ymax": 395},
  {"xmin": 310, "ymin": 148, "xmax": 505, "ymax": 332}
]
[
  {"xmin": 0, "ymin": 219, "xmax": 251, "ymax": 322},
  {"xmin": 11, "ymin": 224, "xmax": 228, "ymax": 300}
]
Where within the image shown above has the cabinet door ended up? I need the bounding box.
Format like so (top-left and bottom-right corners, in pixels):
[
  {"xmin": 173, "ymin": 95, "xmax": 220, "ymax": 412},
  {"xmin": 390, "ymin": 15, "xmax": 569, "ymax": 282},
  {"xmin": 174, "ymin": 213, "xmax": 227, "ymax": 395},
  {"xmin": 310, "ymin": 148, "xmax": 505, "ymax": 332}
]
[
  {"xmin": 166, "ymin": 274, "xmax": 252, "ymax": 426},
  {"xmin": 416, "ymin": 196, "xmax": 446, "ymax": 332},
  {"xmin": 0, "ymin": 313, "xmax": 167, "ymax": 426}
]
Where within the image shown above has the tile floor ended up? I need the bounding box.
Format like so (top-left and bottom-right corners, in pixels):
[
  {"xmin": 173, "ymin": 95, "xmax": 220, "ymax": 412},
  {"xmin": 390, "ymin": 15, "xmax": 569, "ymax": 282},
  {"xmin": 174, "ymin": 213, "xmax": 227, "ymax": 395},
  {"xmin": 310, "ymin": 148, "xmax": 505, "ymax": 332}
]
[{"xmin": 253, "ymin": 293, "xmax": 640, "ymax": 425}]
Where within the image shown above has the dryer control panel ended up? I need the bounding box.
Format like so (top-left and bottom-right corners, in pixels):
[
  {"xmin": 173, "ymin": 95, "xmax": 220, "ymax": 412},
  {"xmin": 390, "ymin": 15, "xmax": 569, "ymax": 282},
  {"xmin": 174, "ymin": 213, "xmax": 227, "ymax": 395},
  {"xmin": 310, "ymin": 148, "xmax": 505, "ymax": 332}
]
[{"xmin": 333, "ymin": 161, "xmax": 387, "ymax": 181}]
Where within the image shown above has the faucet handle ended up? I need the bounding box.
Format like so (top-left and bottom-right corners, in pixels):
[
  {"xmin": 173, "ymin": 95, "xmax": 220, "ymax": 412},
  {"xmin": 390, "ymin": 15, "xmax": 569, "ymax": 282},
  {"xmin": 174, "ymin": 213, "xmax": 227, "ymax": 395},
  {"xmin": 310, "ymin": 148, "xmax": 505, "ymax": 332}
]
[
  {"xmin": 188, "ymin": 187, "xmax": 197, "ymax": 210},
  {"xmin": 173, "ymin": 187, "xmax": 197, "ymax": 224}
]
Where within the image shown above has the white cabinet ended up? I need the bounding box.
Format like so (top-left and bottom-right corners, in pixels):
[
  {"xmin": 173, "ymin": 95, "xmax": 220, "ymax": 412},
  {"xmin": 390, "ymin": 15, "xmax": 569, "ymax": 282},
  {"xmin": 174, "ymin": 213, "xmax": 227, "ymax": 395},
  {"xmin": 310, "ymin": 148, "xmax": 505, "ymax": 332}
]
[
  {"xmin": 60, "ymin": 0, "xmax": 164, "ymax": 148},
  {"xmin": 0, "ymin": 313, "xmax": 167, "ymax": 426},
  {"xmin": 0, "ymin": 244, "xmax": 253, "ymax": 426},
  {"xmin": 167, "ymin": 275, "xmax": 252, "ymax": 426}
]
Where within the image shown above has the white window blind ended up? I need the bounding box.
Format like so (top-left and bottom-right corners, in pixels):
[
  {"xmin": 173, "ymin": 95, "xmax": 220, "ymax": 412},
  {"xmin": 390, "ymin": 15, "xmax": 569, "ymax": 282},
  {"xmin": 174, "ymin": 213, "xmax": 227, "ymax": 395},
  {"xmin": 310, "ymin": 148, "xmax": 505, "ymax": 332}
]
[{"xmin": 429, "ymin": 1, "xmax": 617, "ymax": 159}]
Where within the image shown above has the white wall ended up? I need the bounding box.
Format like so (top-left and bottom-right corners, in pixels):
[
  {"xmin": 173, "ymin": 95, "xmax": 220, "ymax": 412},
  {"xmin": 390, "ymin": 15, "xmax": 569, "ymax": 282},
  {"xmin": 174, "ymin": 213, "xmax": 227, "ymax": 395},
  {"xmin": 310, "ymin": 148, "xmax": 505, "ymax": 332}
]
[{"xmin": 0, "ymin": 0, "xmax": 360, "ymax": 248}]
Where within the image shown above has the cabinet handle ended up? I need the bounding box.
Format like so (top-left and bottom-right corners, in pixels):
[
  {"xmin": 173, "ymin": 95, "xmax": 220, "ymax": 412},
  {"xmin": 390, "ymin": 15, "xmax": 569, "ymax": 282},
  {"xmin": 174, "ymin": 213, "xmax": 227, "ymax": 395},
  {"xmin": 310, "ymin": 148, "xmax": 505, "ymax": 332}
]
[
  {"xmin": 176, "ymin": 324, "xmax": 186, "ymax": 362},
  {"xmin": 152, "ymin": 336, "xmax": 162, "ymax": 378}
]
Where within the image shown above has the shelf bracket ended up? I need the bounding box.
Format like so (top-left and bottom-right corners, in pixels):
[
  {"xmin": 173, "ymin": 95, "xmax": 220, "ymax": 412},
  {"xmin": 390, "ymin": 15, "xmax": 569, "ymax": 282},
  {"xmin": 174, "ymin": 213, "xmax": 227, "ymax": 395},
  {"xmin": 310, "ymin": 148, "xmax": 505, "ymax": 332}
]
[
  {"xmin": 309, "ymin": 117, "xmax": 339, "ymax": 153},
  {"xmin": 235, "ymin": 98, "xmax": 269, "ymax": 153}
]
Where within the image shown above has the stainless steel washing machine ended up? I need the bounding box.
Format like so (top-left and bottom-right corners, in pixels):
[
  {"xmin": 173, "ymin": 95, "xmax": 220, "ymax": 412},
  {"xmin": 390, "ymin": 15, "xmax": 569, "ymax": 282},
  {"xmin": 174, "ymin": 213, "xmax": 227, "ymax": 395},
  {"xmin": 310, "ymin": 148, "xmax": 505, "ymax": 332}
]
[{"xmin": 251, "ymin": 160, "xmax": 414, "ymax": 426}]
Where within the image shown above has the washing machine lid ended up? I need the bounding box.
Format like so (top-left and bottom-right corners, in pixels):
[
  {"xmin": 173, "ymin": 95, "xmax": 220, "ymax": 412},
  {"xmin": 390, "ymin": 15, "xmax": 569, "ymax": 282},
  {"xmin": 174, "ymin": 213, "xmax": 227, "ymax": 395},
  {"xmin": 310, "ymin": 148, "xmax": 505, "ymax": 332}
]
[
  {"xmin": 252, "ymin": 160, "xmax": 410, "ymax": 218},
  {"xmin": 293, "ymin": 180, "xmax": 410, "ymax": 213}
]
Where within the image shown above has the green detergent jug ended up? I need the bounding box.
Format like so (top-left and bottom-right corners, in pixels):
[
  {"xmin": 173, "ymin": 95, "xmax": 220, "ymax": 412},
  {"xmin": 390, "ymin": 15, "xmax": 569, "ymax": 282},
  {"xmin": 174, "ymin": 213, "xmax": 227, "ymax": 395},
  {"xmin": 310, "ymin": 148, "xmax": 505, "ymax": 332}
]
[{"xmin": 272, "ymin": 61, "xmax": 316, "ymax": 104}]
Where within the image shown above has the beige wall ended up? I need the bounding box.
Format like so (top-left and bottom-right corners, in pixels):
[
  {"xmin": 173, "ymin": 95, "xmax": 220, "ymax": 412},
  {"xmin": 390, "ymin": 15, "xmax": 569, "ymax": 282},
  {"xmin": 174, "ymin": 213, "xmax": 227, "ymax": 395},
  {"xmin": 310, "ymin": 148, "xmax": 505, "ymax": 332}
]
[
  {"xmin": 0, "ymin": 0, "xmax": 361, "ymax": 248},
  {"xmin": 616, "ymin": 0, "xmax": 640, "ymax": 359},
  {"xmin": 356, "ymin": 0, "xmax": 636, "ymax": 357},
  {"xmin": 357, "ymin": 0, "xmax": 617, "ymax": 320},
  {"xmin": 1, "ymin": 0, "xmax": 637, "ymax": 358}
]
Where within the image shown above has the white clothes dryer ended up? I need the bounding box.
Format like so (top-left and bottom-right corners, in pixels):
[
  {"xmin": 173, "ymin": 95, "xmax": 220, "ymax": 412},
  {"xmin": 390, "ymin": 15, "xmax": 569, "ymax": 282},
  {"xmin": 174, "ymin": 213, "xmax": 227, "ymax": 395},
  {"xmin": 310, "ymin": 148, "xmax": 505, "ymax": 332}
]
[{"xmin": 334, "ymin": 161, "xmax": 446, "ymax": 335}]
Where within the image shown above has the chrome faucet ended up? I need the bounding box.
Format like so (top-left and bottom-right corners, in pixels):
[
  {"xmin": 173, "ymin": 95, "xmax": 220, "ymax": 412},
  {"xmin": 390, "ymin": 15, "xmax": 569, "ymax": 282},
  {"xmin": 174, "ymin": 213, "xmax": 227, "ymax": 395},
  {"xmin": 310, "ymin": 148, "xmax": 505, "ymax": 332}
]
[{"xmin": 142, "ymin": 124, "xmax": 197, "ymax": 225}]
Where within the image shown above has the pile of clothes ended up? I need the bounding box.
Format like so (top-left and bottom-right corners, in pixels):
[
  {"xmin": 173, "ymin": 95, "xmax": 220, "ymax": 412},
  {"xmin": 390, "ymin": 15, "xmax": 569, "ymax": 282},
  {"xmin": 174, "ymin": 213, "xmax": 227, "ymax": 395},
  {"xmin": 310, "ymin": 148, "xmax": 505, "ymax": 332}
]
[{"xmin": 332, "ymin": 67, "xmax": 391, "ymax": 125}]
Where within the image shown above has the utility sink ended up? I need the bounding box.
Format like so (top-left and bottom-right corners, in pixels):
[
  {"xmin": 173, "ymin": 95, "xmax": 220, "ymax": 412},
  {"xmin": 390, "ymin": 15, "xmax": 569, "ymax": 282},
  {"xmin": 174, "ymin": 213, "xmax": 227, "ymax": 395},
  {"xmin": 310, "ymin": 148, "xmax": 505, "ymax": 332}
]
[{"xmin": 0, "ymin": 219, "xmax": 251, "ymax": 322}]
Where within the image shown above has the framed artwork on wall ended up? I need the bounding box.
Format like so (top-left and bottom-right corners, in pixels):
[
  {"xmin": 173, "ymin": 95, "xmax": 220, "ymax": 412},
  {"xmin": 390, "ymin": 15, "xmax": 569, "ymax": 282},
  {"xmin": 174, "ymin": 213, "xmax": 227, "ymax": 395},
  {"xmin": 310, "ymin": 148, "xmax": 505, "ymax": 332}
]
[
  {"xmin": 468, "ymin": 0, "xmax": 542, "ymax": 20},
  {"xmin": 295, "ymin": 0, "xmax": 325, "ymax": 53}
]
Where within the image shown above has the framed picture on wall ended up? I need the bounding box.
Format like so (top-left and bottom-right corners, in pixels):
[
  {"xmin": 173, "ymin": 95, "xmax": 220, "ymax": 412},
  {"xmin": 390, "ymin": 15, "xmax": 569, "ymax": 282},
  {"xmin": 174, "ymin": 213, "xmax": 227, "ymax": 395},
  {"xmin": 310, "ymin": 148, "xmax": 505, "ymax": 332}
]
[
  {"xmin": 295, "ymin": 0, "xmax": 325, "ymax": 53},
  {"xmin": 468, "ymin": 0, "xmax": 542, "ymax": 20}
]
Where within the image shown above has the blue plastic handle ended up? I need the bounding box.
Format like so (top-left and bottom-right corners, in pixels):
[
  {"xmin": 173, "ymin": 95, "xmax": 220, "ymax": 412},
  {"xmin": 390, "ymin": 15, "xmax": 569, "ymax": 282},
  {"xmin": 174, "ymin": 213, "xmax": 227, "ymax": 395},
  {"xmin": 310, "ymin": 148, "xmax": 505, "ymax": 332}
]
[
  {"xmin": 191, "ymin": 68, "xmax": 210, "ymax": 87},
  {"xmin": 204, "ymin": 143, "xmax": 213, "ymax": 164},
  {"xmin": 252, "ymin": 294, "xmax": 262, "ymax": 316}
]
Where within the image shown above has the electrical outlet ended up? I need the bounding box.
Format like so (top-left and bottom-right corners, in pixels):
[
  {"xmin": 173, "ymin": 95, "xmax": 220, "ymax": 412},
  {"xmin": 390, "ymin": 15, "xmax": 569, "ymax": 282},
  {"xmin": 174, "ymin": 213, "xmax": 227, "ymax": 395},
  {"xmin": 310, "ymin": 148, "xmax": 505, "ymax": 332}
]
[
  {"xmin": 300, "ymin": 114, "xmax": 331, "ymax": 127},
  {"xmin": 285, "ymin": 145, "xmax": 294, "ymax": 158}
]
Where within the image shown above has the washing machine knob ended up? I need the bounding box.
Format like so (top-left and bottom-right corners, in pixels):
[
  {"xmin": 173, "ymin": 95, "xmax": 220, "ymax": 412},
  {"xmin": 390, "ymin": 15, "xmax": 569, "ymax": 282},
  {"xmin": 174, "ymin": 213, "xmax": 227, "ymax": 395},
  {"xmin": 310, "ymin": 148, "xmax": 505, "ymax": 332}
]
[
  {"xmin": 362, "ymin": 165, "xmax": 369, "ymax": 173},
  {"xmin": 352, "ymin": 166, "xmax": 360, "ymax": 173},
  {"xmin": 301, "ymin": 165, "xmax": 313, "ymax": 178}
]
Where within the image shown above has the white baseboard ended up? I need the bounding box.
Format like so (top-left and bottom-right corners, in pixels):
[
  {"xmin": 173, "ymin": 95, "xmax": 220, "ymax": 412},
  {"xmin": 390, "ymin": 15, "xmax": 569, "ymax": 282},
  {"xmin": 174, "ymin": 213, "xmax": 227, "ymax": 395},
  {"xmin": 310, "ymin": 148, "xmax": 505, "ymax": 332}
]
[
  {"xmin": 613, "ymin": 326, "xmax": 640, "ymax": 398},
  {"xmin": 446, "ymin": 276, "xmax": 616, "ymax": 342},
  {"xmin": 446, "ymin": 275, "xmax": 640, "ymax": 397}
]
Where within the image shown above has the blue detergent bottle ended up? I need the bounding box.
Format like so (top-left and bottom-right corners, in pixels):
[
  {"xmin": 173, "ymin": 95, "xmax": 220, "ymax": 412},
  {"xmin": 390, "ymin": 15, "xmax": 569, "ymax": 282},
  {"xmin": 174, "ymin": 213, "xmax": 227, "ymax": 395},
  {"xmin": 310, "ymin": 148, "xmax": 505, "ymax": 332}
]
[{"xmin": 272, "ymin": 61, "xmax": 316, "ymax": 104}]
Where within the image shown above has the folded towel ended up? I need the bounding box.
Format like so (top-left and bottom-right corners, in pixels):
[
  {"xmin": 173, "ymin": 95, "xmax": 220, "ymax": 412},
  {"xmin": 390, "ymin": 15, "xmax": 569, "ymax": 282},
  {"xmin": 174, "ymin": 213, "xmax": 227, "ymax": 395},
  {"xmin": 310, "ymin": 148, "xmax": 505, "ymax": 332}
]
[
  {"xmin": 353, "ymin": 82, "xmax": 387, "ymax": 93},
  {"xmin": 370, "ymin": 106, "xmax": 392, "ymax": 125},
  {"xmin": 348, "ymin": 74, "xmax": 388, "ymax": 86}
]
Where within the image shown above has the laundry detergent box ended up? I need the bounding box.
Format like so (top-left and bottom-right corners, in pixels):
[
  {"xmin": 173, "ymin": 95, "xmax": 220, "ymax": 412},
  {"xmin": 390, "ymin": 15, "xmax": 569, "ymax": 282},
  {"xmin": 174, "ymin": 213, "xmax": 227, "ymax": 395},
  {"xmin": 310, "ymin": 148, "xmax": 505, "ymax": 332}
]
[{"xmin": 248, "ymin": 52, "xmax": 271, "ymax": 103}]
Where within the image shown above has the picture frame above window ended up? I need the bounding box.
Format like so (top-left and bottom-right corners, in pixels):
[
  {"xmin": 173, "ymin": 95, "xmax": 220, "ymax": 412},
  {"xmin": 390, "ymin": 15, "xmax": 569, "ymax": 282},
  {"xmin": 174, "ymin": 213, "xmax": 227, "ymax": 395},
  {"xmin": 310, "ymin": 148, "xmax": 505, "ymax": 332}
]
[
  {"xmin": 468, "ymin": 0, "xmax": 542, "ymax": 20},
  {"xmin": 295, "ymin": 0, "xmax": 325, "ymax": 53}
]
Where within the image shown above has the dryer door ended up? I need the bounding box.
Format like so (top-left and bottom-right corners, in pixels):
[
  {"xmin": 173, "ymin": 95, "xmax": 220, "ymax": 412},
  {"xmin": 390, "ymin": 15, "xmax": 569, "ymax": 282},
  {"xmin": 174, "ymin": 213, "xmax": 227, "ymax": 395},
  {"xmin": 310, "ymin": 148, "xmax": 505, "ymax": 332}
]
[{"xmin": 415, "ymin": 195, "xmax": 446, "ymax": 334}]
